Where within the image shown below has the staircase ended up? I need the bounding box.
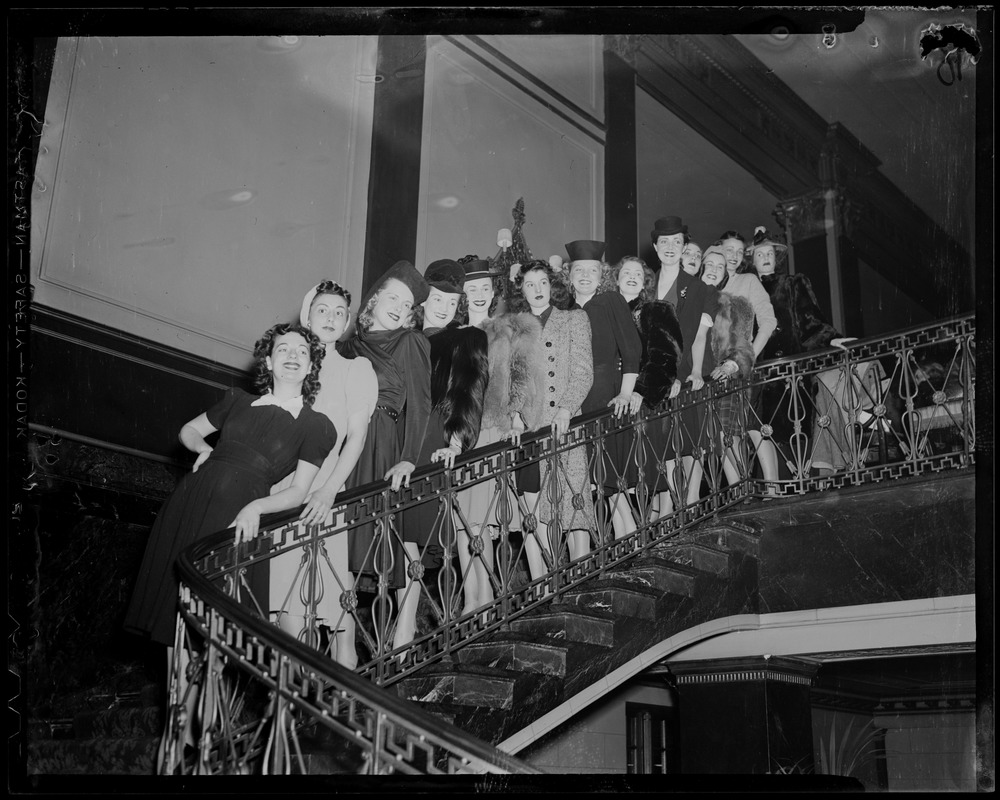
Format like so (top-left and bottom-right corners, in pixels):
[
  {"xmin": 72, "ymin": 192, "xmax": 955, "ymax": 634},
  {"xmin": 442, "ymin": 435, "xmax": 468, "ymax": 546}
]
[{"xmin": 390, "ymin": 519, "xmax": 762, "ymax": 750}]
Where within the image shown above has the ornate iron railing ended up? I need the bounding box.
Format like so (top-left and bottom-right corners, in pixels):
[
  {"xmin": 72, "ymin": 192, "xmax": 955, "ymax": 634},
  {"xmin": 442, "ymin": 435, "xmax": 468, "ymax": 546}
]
[{"xmin": 167, "ymin": 313, "xmax": 974, "ymax": 775}]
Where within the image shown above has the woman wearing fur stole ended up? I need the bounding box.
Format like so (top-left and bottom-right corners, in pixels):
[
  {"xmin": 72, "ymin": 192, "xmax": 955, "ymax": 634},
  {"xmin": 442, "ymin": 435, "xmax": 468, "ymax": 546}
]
[
  {"xmin": 395, "ymin": 259, "xmax": 489, "ymax": 649},
  {"xmin": 699, "ymin": 244, "xmax": 763, "ymax": 488},
  {"xmin": 457, "ymin": 258, "xmax": 544, "ymax": 612},
  {"xmin": 612, "ymin": 255, "xmax": 684, "ymax": 522}
]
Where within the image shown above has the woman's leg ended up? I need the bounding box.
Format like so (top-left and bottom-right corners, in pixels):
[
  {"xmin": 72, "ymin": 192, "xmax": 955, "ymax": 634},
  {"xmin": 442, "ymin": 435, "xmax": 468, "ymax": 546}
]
[
  {"xmin": 456, "ymin": 525, "xmax": 480, "ymax": 615},
  {"xmin": 521, "ymin": 491, "xmax": 552, "ymax": 581},
  {"xmin": 610, "ymin": 492, "xmax": 637, "ymax": 540},
  {"xmin": 748, "ymin": 430, "xmax": 781, "ymax": 494},
  {"xmin": 567, "ymin": 528, "xmax": 591, "ymax": 561},
  {"xmin": 392, "ymin": 542, "xmax": 422, "ymax": 653},
  {"xmin": 683, "ymin": 455, "xmax": 704, "ymax": 505},
  {"xmin": 474, "ymin": 530, "xmax": 496, "ymax": 609}
]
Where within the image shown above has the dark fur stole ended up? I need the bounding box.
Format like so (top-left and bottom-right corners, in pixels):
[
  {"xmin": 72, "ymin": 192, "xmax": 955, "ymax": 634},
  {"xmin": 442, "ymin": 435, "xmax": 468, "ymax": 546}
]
[
  {"xmin": 712, "ymin": 293, "xmax": 756, "ymax": 379},
  {"xmin": 481, "ymin": 312, "xmax": 544, "ymax": 430},
  {"xmin": 429, "ymin": 326, "xmax": 488, "ymax": 452},
  {"xmin": 635, "ymin": 300, "xmax": 683, "ymax": 409}
]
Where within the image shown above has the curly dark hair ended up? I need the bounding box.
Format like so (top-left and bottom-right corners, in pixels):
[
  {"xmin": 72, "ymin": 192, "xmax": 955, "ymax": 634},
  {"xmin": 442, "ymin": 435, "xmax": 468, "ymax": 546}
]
[
  {"xmin": 411, "ymin": 291, "xmax": 469, "ymax": 329},
  {"xmin": 715, "ymin": 230, "xmax": 754, "ymax": 275},
  {"xmin": 310, "ymin": 279, "xmax": 352, "ymax": 309},
  {"xmin": 252, "ymin": 323, "xmax": 324, "ymax": 407},
  {"xmin": 607, "ymin": 255, "xmax": 656, "ymax": 301},
  {"xmin": 507, "ymin": 259, "xmax": 573, "ymax": 313}
]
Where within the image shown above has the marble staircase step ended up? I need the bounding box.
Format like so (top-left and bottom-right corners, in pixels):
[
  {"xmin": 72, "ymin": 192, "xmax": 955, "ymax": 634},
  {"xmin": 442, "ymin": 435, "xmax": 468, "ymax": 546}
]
[
  {"xmin": 455, "ymin": 633, "xmax": 571, "ymax": 678},
  {"xmin": 648, "ymin": 538, "xmax": 731, "ymax": 575},
  {"xmin": 604, "ymin": 557, "xmax": 700, "ymax": 597},
  {"xmin": 694, "ymin": 519, "xmax": 762, "ymax": 556},
  {"xmin": 554, "ymin": 579, "xmax": 662, "ymax": 619},
  {"xmin": 395, "ymin": 662, "xmax": 550, "ymax": 711},
  {"xmin": 508, "ymin": 605, "xmax": 617, "ymax": 647}
]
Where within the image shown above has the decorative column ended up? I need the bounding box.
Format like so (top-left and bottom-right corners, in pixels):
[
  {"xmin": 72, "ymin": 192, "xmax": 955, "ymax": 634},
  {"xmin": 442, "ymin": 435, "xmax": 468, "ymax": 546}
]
[
  {"xmin": 774, "ymin": 123, "xmax": 869, "ymax": 336},
  {"xmin": 669, "ymin": 656, "xmax": 819, "ymax": 774},
  {"xmin": 603, "ymin": 35, "xmax": 643, "ymax": 262}
]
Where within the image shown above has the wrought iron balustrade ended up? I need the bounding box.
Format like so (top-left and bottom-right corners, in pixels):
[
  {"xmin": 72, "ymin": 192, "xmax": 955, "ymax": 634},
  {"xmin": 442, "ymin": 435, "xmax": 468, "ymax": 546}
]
[{"xmin": 167, "ymin": 313, "xmax": 975, "ymax": 775}]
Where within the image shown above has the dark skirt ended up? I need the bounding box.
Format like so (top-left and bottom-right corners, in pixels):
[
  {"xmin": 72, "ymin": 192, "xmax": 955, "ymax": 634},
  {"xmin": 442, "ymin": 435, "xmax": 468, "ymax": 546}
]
[
  {"xmin": 123, "ymin": 442, "xmax": 270, "ymax": 647},
  {"xmin": 346, "ymin": 407, "xmax": 406, "ymax": 590},
  {"xmin": 399, "ymin": 408, "xmax": 451, "ymax": 570}
]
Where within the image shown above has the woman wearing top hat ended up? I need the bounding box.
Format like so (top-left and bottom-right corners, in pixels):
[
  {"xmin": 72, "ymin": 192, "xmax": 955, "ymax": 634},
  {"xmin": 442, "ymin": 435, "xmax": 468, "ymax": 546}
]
[
  {"xmin": 564, "ymin": 239, "xmax": 643, "ymax": 542},
  {"xmin": 508, "ymin": 259, "xmax": 595, "ymax": 580},
  {"xmin": 268, "ymin": 281, "xmax": 378, "ymax": 669},
  {"xmin": 644, "ymin": 215, "xmax": 720, "ymax": 518},
  {"xmin": 338, "ymin": 261, "xmax": 432, "ymax": 602},
  {"xmin": 394, "ymin": 259, "xmax": 488, "ymax": 650},
  {"xmin": 458, "ymin": 257, "xmax": 545, "ymax": 612}
]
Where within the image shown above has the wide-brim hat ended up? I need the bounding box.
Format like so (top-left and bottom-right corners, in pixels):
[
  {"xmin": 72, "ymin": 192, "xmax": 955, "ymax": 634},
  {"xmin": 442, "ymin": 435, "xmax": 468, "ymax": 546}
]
[
  {"xmin": 423, "ymin": 259, "xmax": 466, "ymax": 295},
  {"xmin": 360, "ymin": 260, "xmax": 429, "ymax": 312},
  {"xmin": 651, "ymin": 216, "xmax": 688, "ymax": 242},
  {"xmin": 461, "ymin": 259, "xmax": 498, "ymax": 281},
  {"xmin": 565, "ymin": 239, "xmax": 606, "ymax": 263},
  {"xmin": 748, "ymin": 226, "xmax": 788, "ymax": 253}
]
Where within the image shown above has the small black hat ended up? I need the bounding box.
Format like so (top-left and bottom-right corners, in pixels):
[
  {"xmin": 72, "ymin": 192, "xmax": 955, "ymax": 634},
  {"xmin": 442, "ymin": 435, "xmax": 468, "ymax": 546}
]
[
  {"xmin": 747, "ymin": 226, "xmax": 788, "ymax": 253},
  {"xmin": 360, "ymin": 260, "xmax": 430, "ymax": 312},
  {"xmin": 650, "ymin": 216, "xmax": 688, "ymax": 243},
  {"xmin": 565, "ymin": 239, "xmax": 606, "ymax": 263},
  {"xmin": 424, "ymin": 259, "xmax": 466, "ymax": 295},
  {"xmin": 461, "ymin": 259, "xmax": 497, "ymax": 281}
]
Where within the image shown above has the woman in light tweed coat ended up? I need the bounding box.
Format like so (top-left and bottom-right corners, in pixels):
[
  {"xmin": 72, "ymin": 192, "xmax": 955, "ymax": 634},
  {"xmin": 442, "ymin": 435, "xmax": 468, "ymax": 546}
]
[{"xmin": 508, "ymin": 259, "xmax": 595, "ymax": 580}]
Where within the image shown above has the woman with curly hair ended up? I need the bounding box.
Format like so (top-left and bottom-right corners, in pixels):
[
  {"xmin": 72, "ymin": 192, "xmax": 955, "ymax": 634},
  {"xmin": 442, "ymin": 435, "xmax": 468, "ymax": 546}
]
[
  {"xmin": 337, "ymin": 260, "xmax": 432, "ymax": 596},
  {"xmin": 507, "ymin": 259, "xmax": 594, "ymax": 578},
  {"xmin": 564, "ymin": 241, "xmax": 643, "ymax": 541},
  {"xmin": 123, "ymin": 322, "xmax": 337, "ymax": 767}
]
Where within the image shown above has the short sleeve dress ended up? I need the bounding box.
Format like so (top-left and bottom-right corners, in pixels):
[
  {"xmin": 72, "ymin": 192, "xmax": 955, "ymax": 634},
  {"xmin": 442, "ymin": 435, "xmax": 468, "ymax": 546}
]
[{"xmin": 123, "ymin": 388, "xmax": 337, "ymax": 646}]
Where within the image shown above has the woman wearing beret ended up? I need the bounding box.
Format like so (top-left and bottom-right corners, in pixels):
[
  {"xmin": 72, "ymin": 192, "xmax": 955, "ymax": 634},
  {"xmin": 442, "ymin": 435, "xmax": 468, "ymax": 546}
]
[
  {"xmin": 338, "ymin": 261, "xmax": 432, "ymax": 602},
  {"xmin": 268, "ymin": 281, "xmax": 377, "ymax": 669},
  {"xmin": 565, "ymin": 240, "xmax": 643, "ymax": 542},
  {"xmin": 457, "ymin": 258, "xmax": 544, "ymax": 612},
  {"xmin": 646, "ymin": 215, "xmax": 720, "ymax": 518},
  {"xmin": 508, "ymin": 260, "xmax": 595, "ymax": 580},
  {"xmin": 394, "ymin": 259, "xmax": 488, "ymax": 649}
]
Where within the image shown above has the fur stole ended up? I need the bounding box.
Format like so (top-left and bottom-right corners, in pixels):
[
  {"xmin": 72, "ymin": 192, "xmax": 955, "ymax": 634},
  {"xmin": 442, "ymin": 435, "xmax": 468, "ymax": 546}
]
[
  {"xmin": 429, "ymin": 326, "xmax": 489, "ymax": 452},
  {"xmin": 481, "ymin": 312, "xmax": 545, "ymax": 430},
  {"xmin": 711, "ymin": 293, "xmax": 756, "ymax": 379},
  {"xmin": 759, "ymin": 273, "xmax": 840, "ymax": 357},
  {"xmin": 634, "ymin": 300, "xmax": 683, "ymax": 409}
]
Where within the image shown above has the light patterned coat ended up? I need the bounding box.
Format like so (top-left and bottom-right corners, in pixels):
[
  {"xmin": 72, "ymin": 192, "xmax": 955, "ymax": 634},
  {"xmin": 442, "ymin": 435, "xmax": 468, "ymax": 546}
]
[{"xmin": 534, "ymin": 307, "xmax": 595, "ymax": 534}]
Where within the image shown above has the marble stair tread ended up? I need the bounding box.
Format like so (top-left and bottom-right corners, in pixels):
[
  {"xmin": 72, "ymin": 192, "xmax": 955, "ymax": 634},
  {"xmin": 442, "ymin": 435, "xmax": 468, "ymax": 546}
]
[
  {"xmin": 601, "ymin": 559, "xmax": 700, "ymax": 596},
  {"xmin": 644, "ymin": 539, "xmax": 731, "ymax": 575},
  {"xmin": 456, "ymin": 634, "xmax": 571, "ymax": 677},
  {"xmin": 395, "ymin": 662, "xmax": 552, "ymax": 711},
  {"xmin": 508, "ymin": 605, "xmax": 617, "ymax": 647},
  {"xmin": 554, "ymin": 580, "xmax": 662, "ymax": 619},
  {"xmin": 692, "ymin": 519, "xmax": 762, "ymax": 555}
]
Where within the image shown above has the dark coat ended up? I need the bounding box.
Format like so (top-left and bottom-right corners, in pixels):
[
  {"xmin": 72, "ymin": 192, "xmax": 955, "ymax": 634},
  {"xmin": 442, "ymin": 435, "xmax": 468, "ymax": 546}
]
[
  {"xmin": 657, "ymin": 268, "xmax": 721, "ymax": 379},
  {"xmin": 758, "ymin": 272, "xmax": 841, "ymax": 360},
  {"xmin": 635, "ymin": 300, "xmax": 683, "ymax": 409}
]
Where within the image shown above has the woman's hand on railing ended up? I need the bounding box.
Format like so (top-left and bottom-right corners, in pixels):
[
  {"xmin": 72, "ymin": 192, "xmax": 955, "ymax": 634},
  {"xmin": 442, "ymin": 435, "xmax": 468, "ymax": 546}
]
[
  {"xmin": 685, "ymin": 373, "xmax": 705, "ymax": 392},
  {"xmin": 505, "ymin": 412, "xmax": 526, "ymax": 447},
  {"xmin": 710, "ymin": 360, "xmax": 740, "ymax": 381},
  {"xmin": 384, "ymin": 460, "xmax": 416, "ymax": 492},
  {"xmin": 551, "ymin": 407, "xmax": 571, "ymax": 437},
  {"xmin": 192, "ymin": 448, "xmax": 212, "ymax": 473},
  {"xmin": 431, "ymin": 445, "xmax": 462, "ymax": 470},
  {"xmin": 609, "ymin": 391, "xmax": 641, "ymax": 417},
  {"xmin": 831, "ymin": 337, "xmax": 858, "ymax": 350},
  {"xmin": 231, "ymin": 500, "xmax": 263, "ymax": 544},
  {"xmin": 669, "ymin": 379, "xmax": 682, "ymax": 400},
  {"xmin": 300, "ymin": 486, "xmax": 337, "ymax": 526}
]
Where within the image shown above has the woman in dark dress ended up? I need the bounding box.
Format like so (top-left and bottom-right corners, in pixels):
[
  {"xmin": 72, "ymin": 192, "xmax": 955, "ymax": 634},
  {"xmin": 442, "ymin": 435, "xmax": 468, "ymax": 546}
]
[
  {"xmin": 337, "ymin": 260, "xmax": 432, "ymax": 599},
  {"xmin": 395, "ymin": 259, "xmax": 487, "ymax": 648},
  {"xmin": 564, "ymin": 240, "xmax": 643, "ymax": 541},
  {"xmin": 123, "ymin": 322, "xmax": 336, "ymax": 767},
  {"xmin": 614, "ymin": 255, "xmax": 684, "ymax": 525}
]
